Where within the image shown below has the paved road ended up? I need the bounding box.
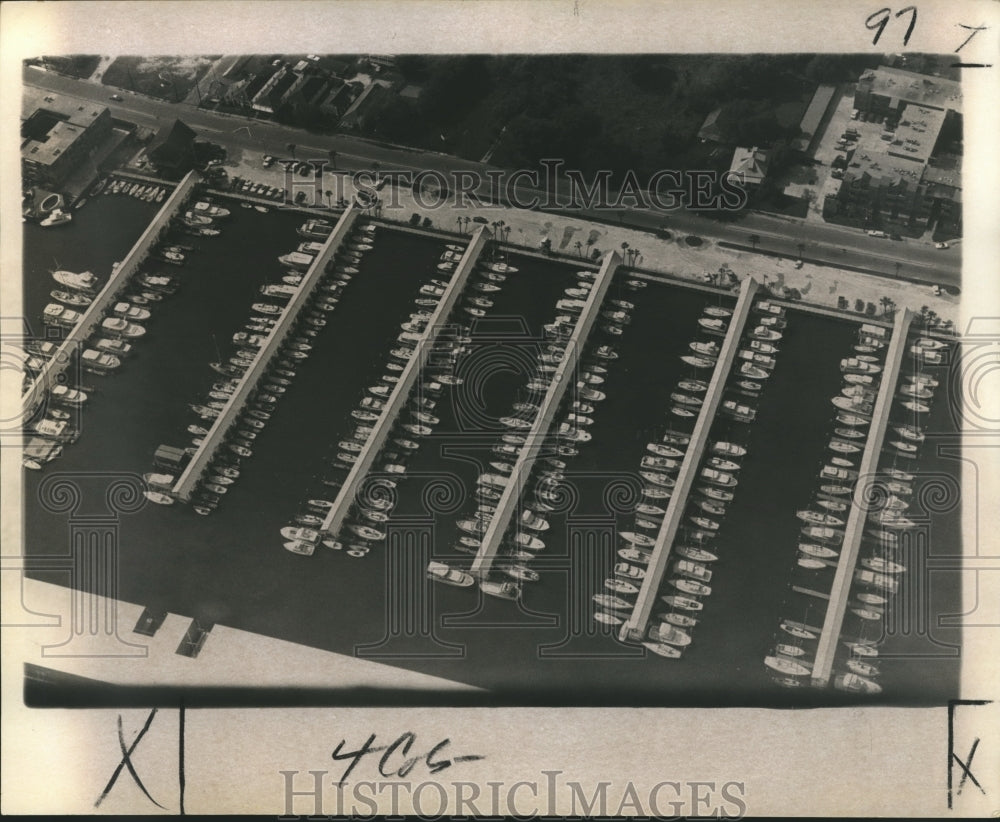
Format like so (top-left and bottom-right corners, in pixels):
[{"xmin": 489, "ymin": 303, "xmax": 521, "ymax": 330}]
[{"xmin": 24, "ymin": 64, "xmax": 961, "ymax": 288}]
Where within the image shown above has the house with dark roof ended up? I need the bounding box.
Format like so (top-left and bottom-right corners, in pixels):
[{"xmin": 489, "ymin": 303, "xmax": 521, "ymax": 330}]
[
  {"xmin": 251, "ymin": 66, "xmax": 308, "ymax": 115},
  {"xmin": 698, "ymin": 107, "xmax": 726, "ymax": 143},
  {"xmin": 319, "ymin": 79, "xmax": 355, "ymax": 118},
  {"xmin": 147, "ymin": 119, "xmax": 197, "ymax": 178},
  {"xmin": 339, "ymin": 82, "xmax": 391, "ymax": 130}
]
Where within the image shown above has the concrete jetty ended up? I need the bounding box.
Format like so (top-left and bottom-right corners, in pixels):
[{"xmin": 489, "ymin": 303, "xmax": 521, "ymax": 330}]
[
  {"xmin": 321, "ymin": 226, "xmax": 491, "ymax": 537},
  {"xmin": 810, "ymin": 308, "xmax": 913, "ymax": 686},
  {"xmin": 172, "ymin": 205, "xmax": 360, "ymax": 501},
  {"xmin": 620, "ymin": 276, "xmax": 760, "ymax": 642},
  {"xmin": 22, "ymin": 171, "xmax": 199, "ymax": 417},
  {"xmin": 468, "ymin": 251, "xmax": 622, "ymax": 578}
]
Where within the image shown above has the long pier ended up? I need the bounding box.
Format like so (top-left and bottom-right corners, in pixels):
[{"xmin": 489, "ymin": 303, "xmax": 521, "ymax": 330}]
[
  {"xmin": 810, "ymin": 308, "xmax": 913, "ymax": 686},
  {"xmin": 620, "ymin": 276, "xmax": 761, "ymax": 642},
  {"xmin": 172, "ymin": 205, "xmax": 360, "ymax": 502},
  {"xmin": 321, "ymin": 226, "xmax": 491, "ymax": 537},
  {"xmin": 22, "ymin": 171, "xmax": 199, "ymax": 417},
  {"xmin": 469, "ymin": 251, "xmax": 622, "ymax": 578}
]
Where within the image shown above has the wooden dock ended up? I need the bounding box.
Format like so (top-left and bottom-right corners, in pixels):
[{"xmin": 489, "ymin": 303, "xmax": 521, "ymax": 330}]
[
  {"xmin": 620, "ymin": 276, "xmax": 761, "ymax": 642},
  {"xmin": 468, "ymin": 251, "xmax": 622, "ymax": 578},
  {"xmin": 320, "ymin": 226, "xmax": 491, "ymax": 537},
  {"xmin": 810, "ymin": 308, "xmax": 913, "ymax": 686},
  {"xmin": 172, "ymin": 205, "xmax": 360, "ymax": 501}
]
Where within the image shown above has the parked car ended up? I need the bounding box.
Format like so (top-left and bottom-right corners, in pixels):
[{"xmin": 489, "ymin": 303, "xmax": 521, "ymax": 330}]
[
  {"xmin": 867, "ymin": 230, "xmax": 888, "ymax": 238},
  {"xmin": 109, "ymin": 93, "xmax": 123, "ymax": 101},
  {"xmin": 262, "ymin": 154, "xmax": 275, "ymax": 168},
  {"xmin": 935, "ymin": 242, "xmax": 950, "ymax": 249}
]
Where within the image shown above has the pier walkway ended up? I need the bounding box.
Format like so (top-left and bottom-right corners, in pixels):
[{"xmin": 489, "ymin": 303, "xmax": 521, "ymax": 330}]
[
  {"xmin": 22, "ymin": 171, "xmax": 199, "ymax": 417},
  {"xmin": 172, "ymin": 205, "xmax": 360, "ymax": 502},
  {"xmin": 621, "ymin": 276, "xmax": 761, "ymax": 642},
  {"xmin": 469, "ymin": 251, "xmax": 622, "ymax": 578},
  {"xmin": 810, "ymin": 308, "xmax": 913, "ymax": 686},
  {"xmin": 321, "ymin": 226, "xmax": 491, "ymax": 537}
]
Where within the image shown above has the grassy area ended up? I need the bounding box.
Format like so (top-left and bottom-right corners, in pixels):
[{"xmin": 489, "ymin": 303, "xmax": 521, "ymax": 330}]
[
  {"xmin": 356, "ymin": 54, "xmax": 862, "ymax": 183},
  {"xmin": 101, "ymin": 56, "xmax": 218, "ymax": 101},
  {"xmin": 38, "ymin": 55, "xmax": 102, "ymax": 79}
]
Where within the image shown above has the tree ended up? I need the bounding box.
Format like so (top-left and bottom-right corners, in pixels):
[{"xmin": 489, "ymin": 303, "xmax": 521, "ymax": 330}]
[
  {"xmin": 574, "ymin": 240, "xmax": 583, "ymax": 257},
  {"xmin": 328, "ymin": 149, "xmax": 338, "ymax": 170},
  {"xmin": 286, "ymin": 143, "xmax": 296, "ymax": 160},
  {"xmin": 749, "ymin": 234, "xmax": 760, "ymax": 250},
  {"xmin": 324, "ymin": 190, "xmax": 332, "ymax": 207}
]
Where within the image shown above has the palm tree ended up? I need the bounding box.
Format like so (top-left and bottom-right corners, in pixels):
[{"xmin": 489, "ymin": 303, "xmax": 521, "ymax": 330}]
[
  {"xmin": 286, "ymin": 143, "xmax": 296, "ymax": 160},
  {"xmin": 574, "ymin": 240, "xmax": 583, "ymax": 257},
  {"xmin": 749, "ymin": 234, "xmax": 760, "ymax": 251},
  {"xmin": 324, "ymin": 190, "xmax": 332, "ymax": 208},
  {"xmin": 456, "ymin": 216, "xmax": 464, "ymax": 234},
  {"xmin": 797, "ymin": 242, "xmax": 805, "ymax": 258},
  {"xmin": 328, "ymin": 149, "xmax": 338, "ymax": 170},
  {"xmin": 894, "ymin": 261, "xmax": 902, "ymax": 277},
  {"xmin": 620, "ymin": 241, "xmax": 630, "ymax": 263}
]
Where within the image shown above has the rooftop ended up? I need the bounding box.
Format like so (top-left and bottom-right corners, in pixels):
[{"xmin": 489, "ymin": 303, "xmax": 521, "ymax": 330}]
[
  {"xmin": 21, "ymin": 86, "xmax": 108, "ymax": 125},
  {"xmin": 842, "ymin": 147, "xmax": 924, "ymax": 190},
  {"xmin": 858, "ymin": 66, "xmax": 962, "ymax": 113},
  {"xmin": 729, "ymin": 145, "xmax": 769, "ymax": 184}
]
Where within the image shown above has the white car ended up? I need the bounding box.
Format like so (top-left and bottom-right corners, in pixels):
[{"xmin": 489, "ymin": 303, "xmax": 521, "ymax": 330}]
[{"xmin": 935, "ymin": 242, "xmax": 950, "ymax": 249}]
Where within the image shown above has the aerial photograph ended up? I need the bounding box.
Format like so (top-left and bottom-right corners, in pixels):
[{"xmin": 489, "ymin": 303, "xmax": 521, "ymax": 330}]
[{"xmin": 16, "ymin": 51, "xmax": 964, "ymax": 707}]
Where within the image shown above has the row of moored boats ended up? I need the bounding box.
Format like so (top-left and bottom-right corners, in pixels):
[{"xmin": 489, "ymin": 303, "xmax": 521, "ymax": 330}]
[
  {"xmin": 764, "ymin": 323, "xmax": 948, "ymax": 695},
  {"xmin": 279, "ymin": 233, "xmax": 469, "ymax": 556}
]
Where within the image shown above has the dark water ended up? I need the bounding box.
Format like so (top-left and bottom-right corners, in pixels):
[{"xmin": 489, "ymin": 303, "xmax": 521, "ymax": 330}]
[{"xmin": 22, "ymin": 196, "xmax": 961, "ymax": 705}]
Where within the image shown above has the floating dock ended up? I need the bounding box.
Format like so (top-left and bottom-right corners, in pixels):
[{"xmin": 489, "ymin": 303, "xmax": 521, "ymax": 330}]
[
  {"xmin": 468, "ymin": 251, "xmax": 622, "ymax": 578},
  {"xmin": 620, "ymin": 276, "xmax": 760, "ymax": 642},
  {"xmin": 172, "ymin": 205, "xmax": 360, "ymax": 502},
  {"xmin": 320, "ymin": 226, "xmax": 492, "ymax": 537},
  {"xmin": 810, "ymin": 308, "xmax": 913, "ymax": 686}
]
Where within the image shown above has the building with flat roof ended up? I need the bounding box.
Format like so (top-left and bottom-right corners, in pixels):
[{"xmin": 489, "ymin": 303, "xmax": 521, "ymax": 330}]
[
  {"xmin": 794, "ymin": 84, "xmax": 837, "ymax": 153},
  {"xmin": 855, "ymin": 66, "xmax": 962, "ymax": 115},
  {"xmin": 824, "ymin": 65, "xmax": 962, "ymax": 236},
  {"xmin": 21, "ymin": 88, "xmax": 112, "ymax": 188}
]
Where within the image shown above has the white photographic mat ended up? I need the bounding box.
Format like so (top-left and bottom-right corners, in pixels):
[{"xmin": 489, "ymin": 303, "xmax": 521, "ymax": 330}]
[{"xmin": 1, "ymin": 0, "xmax": 998, "ymax": 816}]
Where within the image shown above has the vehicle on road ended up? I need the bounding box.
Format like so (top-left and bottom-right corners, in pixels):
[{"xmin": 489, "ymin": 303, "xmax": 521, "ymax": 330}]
[{"xmin": 935, "ymin": 242, "xmax": 950, "ymax": 249}]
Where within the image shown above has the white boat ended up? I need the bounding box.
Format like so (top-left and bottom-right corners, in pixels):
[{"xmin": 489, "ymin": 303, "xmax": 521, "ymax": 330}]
[
  {"xmin": 427, "ymin": 561, "xmax": 475, "ymax": 587},
  {"xmin": 143, "ymin": 490, "xmax": 174, "ymax": 505},
  {"xmin": 593, "ymin": 594, "xmax": 632, "ymax": 611},
  {"xmin": 281, "ymin": 526, "xmax": 320, "ymax": 543},
  {"xmin": 595, "ymin": 611, "xmax": 624, "ymax": 627},
  {"xmin": 481, "ymin": 580, "xmax": 521, "ymax": 600},
  {"xmin": 670, "ymin": 577, "xmax": 711, "ymax": 597},
  {"xmin": 112, "ymin": 301, "xmax": 151, "ymax": 321},
  {"xmin": 676, "ymin": 545, "xmax": 717, "ymax": 562},
  {"xmin": 101, "ymin": 317, "xmax": 146, "ymax": 338},
  {"xmin": 81, "ymin": 349, "xmax": 121, "ymax": 371},
  {"xmin": 42, "ymin": 304, "xmax": 82, "ymax": 327},
  {"xmin": 648, "ymin": 623, "xmax": 692, "ymax": 647},
  {"xmin": 604, "ymin": 578, "xmax": 639, "ymax": 594},
  {"xmin": 712, "ymin": 441, "xmax": 746, "ymax": 457},
  {"xmin": 834, "ymin": 673, "xmax": 882, "ymax": 694},
  {"xmin": 642, "ymin": 642, "xmax": 682, "ymax": 659},
  {"xmin": 284, "ymin": 540, "xmax": 317, "ymax": 556},
  {"xmin": 764, "ymin": 655, "xmax": 811, "ymax": 676},
  {"xmin": 50, "ymin": 289, "xmax": 93, "ymax": 307},
  {"xmin": 660, "ymin": 595, "xmax": 703, "ymax": 611},
  {"xmin": 41, "ymin": 208, "xmax": 73, "ymax": 227}
]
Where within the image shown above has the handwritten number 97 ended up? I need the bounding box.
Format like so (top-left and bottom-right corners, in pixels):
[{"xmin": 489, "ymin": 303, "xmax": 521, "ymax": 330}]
[{"xmin": 866, "ymin": 7, "xmax": 918, "ymax": 46}]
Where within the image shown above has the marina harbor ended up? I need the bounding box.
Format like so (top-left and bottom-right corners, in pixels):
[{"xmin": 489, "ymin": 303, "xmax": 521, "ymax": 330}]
[
  {"xmin": 17, "ymin": 175, "xmax": 960, "ymax": 703},
  {"xmin": 14, "ymin": 44, "xmax": 969, "ymax": 707}
]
